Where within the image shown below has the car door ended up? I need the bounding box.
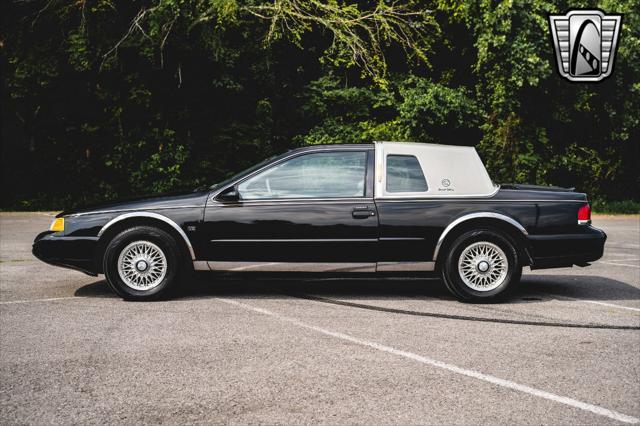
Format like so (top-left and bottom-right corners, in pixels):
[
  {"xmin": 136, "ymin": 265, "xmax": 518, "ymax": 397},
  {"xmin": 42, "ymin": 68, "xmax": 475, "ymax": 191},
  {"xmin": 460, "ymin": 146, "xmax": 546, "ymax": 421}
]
[
  {"xmin": 375, "ymin": 153, "xmax": 437, "ymax": 265},
  {"xmin": 201, "ymin": 148, "xmax": 378, "ymax": 268}
]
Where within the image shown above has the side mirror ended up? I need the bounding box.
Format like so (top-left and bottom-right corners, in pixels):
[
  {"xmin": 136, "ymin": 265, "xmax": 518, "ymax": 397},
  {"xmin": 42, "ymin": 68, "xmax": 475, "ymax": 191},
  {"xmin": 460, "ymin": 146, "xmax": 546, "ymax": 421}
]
[{"xmin": 216, "ymin": 186, "xmax": 240, "ymax": 202}]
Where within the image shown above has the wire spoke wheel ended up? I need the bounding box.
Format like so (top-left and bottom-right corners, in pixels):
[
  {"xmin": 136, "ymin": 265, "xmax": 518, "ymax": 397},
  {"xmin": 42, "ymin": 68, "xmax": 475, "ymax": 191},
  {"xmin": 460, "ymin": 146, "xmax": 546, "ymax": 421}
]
[
  {"xmin": 117, "ymin": 240, "xmax": 167, "ymax": 291},
  {"xmin": 457, "ymin": 241, "xmax": 508, "ymax": 292}
]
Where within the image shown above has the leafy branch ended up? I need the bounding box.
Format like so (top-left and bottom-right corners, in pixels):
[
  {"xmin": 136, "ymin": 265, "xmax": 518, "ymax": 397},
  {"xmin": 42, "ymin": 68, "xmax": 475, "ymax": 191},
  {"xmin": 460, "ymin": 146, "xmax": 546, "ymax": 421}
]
[
  {"xmin": 100, "ymin": 0, "xmax": 437, "ymax": 82},
  {"xmin": 243, "ymin": 0, "xmax": 436, "ymax": 82}
]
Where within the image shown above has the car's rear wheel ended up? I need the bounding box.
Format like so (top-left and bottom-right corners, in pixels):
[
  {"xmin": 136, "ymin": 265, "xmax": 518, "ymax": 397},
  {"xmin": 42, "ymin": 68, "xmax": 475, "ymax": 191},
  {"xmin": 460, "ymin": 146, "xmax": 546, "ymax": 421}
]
[
  {"xmin": 104, "ymin": 226, "xmax": 181, "ymax": 300},
  {"xmin": 441, "ymin": 229, "xmax": 522, "ymax": 302}
]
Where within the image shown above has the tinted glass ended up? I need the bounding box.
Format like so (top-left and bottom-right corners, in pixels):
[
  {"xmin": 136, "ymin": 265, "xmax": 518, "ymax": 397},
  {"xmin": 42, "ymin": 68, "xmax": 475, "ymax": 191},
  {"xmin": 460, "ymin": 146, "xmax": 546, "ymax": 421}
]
[
  {"xmin": 238, "ymin": 151, "xmax": 367, "ymax": 199},
  {"xmin": 210, "ymin": 155, "xmax": 278, "ymax": 190},
  {"xmin": 386, "ymin": 155, "xmax": 428, "ymax": 192}
]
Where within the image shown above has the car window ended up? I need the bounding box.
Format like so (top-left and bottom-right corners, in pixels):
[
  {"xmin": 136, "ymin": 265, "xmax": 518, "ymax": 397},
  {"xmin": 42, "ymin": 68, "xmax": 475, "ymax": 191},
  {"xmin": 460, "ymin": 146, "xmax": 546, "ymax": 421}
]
[
  {"xmin": 238, "ymin": 151, "xmax": 367, "ymax": 199},
  {"xmin": 210, "ymin": 155, "xmax": 278, "ymax": 191},
  {"xmin": 386, "ymin": 155, "xmax": 428, "ymax": 192}
]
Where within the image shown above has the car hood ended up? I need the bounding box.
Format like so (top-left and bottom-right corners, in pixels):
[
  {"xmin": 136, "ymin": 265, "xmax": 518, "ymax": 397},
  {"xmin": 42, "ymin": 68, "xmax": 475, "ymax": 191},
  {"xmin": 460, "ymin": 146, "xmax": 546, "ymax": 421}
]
[{"xmin": 58, "ymin": 189, "xmax": 210, "ymax": 217}]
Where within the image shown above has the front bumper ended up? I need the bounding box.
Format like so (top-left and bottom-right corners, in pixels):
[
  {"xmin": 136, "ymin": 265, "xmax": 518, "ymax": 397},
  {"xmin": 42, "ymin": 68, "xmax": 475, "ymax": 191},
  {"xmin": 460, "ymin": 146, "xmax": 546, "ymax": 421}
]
[
  {"xmin": 32, "ymin": 231, "xmax": 99, "ymax": 276},
  {"xmin": 527, "ymin": 225, "xmax": 606, "ymax": 269}
]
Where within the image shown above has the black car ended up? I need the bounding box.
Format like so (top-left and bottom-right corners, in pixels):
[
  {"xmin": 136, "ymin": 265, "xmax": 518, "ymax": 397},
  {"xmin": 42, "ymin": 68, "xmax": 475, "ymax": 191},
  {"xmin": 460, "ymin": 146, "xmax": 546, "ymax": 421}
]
[{"xmin": 33, "ymin": 142, "xmax": 606, "ymax": 302}]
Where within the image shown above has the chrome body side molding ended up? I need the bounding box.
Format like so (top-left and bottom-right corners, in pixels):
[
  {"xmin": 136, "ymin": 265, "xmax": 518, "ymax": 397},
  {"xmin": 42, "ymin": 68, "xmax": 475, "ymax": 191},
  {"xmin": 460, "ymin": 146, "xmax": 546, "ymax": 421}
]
[
  {"xmin": 194, "ymin": 261, "xmax": 436, "ymax": 272},
  {"xmin": 213, "ymin": 199, "xmax": 373, "ymax": 207},
  {"xmin": 66, "ymin": 205, "xmax": 203, "ymax": 217},
  {"xmin": 205, "ymin": 262, "xmax": 376, "ymax": 272},
  {"xmin": 376, "ymin": 261, "xmax": 435, "ymax": 272},
  {"xmin": 375, "ymin": 187, "xmax": 501, "ymax": 200},
  {"xmin": 432, "ymin": 212, "xmax": 528, "ymax": 261},
  {"xmin": 98, "ymin": 212, "xmax": 196, "ymax": 260},
  {"xmin": 193, "ymin": 261, "xmax": 210, "ymax": 271},
  {"xmin": 376, "ymin": 198, "xmax": 584, "ymax": 203},
  {"xmin": 210, "ymin": 238, "xmax": 377, "ymax": 243}
]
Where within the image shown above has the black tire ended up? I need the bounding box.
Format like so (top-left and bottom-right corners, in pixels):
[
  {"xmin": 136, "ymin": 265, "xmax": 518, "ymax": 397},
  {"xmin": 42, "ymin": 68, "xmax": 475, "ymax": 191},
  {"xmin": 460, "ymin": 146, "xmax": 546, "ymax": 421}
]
[
  {"xmin": 103, "ymin": 226, "xmax": 182, "ymax": 301},
  {"xmin": 441, "ymin": 228, "xmax": 522, "ymax": 303}
]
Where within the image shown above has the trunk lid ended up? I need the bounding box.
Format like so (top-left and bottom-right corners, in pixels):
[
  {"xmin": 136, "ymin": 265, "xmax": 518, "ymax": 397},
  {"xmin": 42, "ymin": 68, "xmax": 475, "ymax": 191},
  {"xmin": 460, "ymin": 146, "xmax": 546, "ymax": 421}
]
[{"xmin": 499, "ymin": 183, "xmax": 575, "ymax": 192}]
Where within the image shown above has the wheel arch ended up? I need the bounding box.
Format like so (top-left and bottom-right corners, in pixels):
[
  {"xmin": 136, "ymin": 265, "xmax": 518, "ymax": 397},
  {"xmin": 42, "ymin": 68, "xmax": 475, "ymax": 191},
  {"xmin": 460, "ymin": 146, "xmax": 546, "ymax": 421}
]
[
  {"xmin": 433, "ymin": 213, "xmax": 532, "ymax": 267},
  {"xmin": 94, "ymin": 212, "xmax": 195, "ymax": 274}
]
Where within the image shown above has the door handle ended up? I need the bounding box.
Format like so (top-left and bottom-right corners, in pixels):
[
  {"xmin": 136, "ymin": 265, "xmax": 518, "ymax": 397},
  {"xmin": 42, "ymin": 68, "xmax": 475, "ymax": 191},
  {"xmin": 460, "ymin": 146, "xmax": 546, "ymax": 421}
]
[{"xmin": 352, "ymin": 209, "xmax": 376, "ymax": 219}]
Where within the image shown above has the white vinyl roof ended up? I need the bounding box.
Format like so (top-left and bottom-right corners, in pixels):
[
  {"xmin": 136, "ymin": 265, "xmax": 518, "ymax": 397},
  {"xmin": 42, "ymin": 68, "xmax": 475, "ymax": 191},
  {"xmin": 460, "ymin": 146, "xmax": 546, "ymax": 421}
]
[{"xmin": 374, "ymin": 142, "xmax": 497, "ymax": 198}]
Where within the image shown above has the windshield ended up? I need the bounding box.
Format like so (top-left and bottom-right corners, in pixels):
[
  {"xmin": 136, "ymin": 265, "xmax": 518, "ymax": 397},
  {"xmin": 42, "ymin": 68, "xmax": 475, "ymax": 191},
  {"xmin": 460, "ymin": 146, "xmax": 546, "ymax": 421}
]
[{"xmin": 209, "ymin": 155, "xmax": 279, "ymax": 191}]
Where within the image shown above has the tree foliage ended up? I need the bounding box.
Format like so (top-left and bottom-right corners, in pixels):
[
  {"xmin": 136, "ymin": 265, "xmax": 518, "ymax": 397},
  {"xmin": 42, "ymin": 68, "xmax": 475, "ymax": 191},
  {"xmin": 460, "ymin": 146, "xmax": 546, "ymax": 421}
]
[{"xmin": 1, "ymin": 0, "xmax": 638, "ymax": 209}]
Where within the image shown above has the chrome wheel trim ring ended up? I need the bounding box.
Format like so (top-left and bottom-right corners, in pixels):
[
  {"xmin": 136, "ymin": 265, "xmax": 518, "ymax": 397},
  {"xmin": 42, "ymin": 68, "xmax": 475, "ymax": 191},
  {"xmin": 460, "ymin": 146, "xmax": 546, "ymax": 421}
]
[
  {"xmin": 117, "ymin": 241, "xmax": 167, "ymax": 291},
  {"xmin": 457, "ymin": 241, "xmax": 508, "ymax": 292}
]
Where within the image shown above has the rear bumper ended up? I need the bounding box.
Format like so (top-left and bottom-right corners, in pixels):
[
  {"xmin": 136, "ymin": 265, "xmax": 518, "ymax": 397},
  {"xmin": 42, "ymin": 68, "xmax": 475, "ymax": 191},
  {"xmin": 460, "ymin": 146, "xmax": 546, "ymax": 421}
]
[
  {"xmin": 32, "ymin": 232, "xmax": 99, "ymax": 276},
  {"xmin": 527, "ymin": 225, "xmax": 606, "ymax": 269}
]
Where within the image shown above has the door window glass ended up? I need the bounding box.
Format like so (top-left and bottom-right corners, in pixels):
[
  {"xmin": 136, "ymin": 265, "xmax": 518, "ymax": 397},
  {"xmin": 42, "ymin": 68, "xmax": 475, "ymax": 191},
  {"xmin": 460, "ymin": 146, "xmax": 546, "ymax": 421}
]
[
  {"xmin": 386, "ymin": 155, "xmax": 428, "ymax": 192},
  {"xmin": 238, "ymin": 151, "xmax": 367, "ymax": 199}
]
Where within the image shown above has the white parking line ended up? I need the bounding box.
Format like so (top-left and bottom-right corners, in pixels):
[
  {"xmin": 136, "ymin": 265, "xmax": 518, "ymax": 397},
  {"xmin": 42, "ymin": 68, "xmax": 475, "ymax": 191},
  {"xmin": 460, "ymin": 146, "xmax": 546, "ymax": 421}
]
[
  {"xmin": 216, "ymin": 298, "xmax": 640, "ymax": 424},
  {"xmin": 604, "ymin": 258, "xmax": 640, "ymax": 263},
  {"xmin": 578, "ymin": 300, "xmax": 640, "ymax": 312},
  {"xmin": 606, "ymin": 244, "xmax": 640, "ymax": 250},
  {"xmin": 598, "ymin": 261, "xmax": 640, "ymax": 268},
  {"xmin": 0, "ymin": 296, "xmax": 77, "ymax": 305}
]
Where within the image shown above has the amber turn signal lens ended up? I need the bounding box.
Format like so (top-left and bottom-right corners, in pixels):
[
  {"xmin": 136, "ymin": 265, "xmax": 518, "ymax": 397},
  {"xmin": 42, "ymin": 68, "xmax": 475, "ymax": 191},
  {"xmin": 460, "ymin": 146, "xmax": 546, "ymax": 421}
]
[{"xmin": 50, "ymin": 217, "xmax": 65, "ymax": 232}]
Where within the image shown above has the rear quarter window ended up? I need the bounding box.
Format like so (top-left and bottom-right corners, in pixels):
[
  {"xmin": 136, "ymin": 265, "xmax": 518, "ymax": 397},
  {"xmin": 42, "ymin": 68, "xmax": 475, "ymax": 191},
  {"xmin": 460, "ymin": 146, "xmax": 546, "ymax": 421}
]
[{"xmin": 386, "ymin": 155, "xmax": 428, "ymax": 193}]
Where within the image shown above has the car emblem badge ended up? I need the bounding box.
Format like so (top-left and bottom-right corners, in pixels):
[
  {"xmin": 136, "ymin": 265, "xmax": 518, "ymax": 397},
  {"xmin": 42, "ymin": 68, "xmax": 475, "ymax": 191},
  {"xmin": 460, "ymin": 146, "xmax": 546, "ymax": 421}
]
[{"xmin": 548, "ymin": 10, "xmax": 622, "ymax": 82}]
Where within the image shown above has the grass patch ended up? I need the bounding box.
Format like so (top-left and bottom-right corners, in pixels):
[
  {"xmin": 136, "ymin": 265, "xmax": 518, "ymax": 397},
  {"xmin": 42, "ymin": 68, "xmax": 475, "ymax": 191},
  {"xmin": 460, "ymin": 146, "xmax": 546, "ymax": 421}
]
[{"xmin": 591, "ymin": 200, "xmax": 640, "ymax": 214}]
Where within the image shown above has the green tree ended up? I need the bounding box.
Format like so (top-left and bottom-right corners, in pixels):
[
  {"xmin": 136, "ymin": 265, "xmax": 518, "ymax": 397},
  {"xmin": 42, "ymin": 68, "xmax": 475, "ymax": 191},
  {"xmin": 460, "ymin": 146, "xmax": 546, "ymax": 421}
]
[{"xmin": 1, "ymin": 0, "xmax": 638, "ymax": 210}]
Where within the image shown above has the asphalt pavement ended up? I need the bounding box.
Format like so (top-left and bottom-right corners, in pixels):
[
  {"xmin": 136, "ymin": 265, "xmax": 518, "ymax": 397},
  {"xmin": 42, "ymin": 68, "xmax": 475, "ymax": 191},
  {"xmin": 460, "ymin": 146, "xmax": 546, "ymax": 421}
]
[{"xmin": 1, "ymin": 213, "xmax": 638, "ymax": 425}]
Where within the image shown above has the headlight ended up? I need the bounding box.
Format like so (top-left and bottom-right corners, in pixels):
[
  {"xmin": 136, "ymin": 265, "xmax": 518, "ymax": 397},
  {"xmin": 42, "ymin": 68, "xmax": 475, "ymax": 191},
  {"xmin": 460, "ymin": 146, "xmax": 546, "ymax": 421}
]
[{"xmin": 50, "ymin": 217, "xmax": 65, "ymax": 232}]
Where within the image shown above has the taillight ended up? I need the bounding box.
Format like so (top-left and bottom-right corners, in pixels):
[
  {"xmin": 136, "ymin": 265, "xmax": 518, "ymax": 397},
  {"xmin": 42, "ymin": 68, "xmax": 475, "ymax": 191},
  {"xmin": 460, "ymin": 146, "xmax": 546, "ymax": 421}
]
[{"xmin": 577, "ymin": 203, "xmax": 591, "ymax": 225}]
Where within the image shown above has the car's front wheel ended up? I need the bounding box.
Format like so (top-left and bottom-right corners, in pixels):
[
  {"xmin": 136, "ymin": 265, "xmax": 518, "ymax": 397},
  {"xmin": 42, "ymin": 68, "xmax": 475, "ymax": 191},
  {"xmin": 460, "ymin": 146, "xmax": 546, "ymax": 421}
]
[
  {"xmin": 103, "ymin": 226, "xmax": 182, "ymax": 300},
  {"xmin": 441, "ymin": 229, "xmax": 522, "ymax": 302}
]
